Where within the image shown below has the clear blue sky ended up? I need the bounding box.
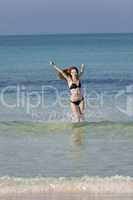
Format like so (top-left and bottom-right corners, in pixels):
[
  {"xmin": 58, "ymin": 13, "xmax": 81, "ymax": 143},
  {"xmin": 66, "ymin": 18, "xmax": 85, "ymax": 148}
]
[{"xmin": 0, "ymin": 0, "xmax": 132, "ymax": 35}]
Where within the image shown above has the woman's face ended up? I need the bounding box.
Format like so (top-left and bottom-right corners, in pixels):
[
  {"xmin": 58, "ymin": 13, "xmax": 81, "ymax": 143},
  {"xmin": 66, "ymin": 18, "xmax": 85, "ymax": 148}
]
[{"xmin": 71, "ymin": 69, "xmax": 78, "ymax": 76}]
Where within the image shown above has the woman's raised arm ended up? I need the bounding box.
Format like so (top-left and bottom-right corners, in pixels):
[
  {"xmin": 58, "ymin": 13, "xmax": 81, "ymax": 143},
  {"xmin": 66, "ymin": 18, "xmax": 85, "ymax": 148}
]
[
  {"xmin": 79, "ymin": 64, "xmax": 85, "ymax": 77},
  {"xmin": 50, "ymin": 61, "xmax": 69, "ymax": 80}
]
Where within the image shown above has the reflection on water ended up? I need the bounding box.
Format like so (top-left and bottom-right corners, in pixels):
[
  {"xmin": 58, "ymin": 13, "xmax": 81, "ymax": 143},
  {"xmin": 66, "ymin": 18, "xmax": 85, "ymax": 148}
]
[
  {"xmin": 69, "ymin": 127, "xmax": 86, "ymax": 175},
  {"xmin": 72, "ymin": 127, "xmax": 85, "ymax": 146}
]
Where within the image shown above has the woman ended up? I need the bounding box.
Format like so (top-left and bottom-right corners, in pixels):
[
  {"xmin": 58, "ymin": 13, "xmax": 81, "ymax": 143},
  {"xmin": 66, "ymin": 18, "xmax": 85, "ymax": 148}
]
[{"xmin": 50, "ymin": 61, "xmax": 85, "ymax": 122}]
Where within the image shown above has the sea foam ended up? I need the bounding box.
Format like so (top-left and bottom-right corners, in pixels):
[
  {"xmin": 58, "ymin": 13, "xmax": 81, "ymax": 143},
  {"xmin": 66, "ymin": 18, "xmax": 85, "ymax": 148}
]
[{"xmin": 0, "ymin": 176, "xmax": 133, "ymax": 196}]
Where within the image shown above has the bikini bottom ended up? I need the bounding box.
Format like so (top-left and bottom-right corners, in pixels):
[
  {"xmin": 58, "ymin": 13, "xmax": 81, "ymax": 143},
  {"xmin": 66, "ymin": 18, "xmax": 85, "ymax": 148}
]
[{"xmin": 70, "ymin": 97, "xmax": 84, "ymax": 106}]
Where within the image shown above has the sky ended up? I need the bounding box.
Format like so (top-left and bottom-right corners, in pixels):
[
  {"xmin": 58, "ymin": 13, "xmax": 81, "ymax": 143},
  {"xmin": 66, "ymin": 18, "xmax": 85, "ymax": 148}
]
[{"xmin": 0, "ymin": 0, "xmax": 133, "ymax": 35}]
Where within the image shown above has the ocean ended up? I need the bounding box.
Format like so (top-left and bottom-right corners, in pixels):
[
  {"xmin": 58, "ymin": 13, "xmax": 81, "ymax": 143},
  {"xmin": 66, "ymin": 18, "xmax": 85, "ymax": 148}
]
[{"xmin": 0, "ymin": 33, "xmax": 133, "ymax": 199}]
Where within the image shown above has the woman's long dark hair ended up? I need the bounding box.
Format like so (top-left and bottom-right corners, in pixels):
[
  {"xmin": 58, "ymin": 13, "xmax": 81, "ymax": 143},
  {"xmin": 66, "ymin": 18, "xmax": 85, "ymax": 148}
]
[{"xmin": 57, "ymin": 66, "xmax": 79, "ymax": 80}]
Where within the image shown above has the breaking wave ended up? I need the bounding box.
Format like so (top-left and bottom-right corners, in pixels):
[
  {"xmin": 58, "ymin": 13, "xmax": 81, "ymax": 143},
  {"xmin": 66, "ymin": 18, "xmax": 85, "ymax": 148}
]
[{"xmin": 0, "ymin": 176, "xmax": 133, "ymax": 196}]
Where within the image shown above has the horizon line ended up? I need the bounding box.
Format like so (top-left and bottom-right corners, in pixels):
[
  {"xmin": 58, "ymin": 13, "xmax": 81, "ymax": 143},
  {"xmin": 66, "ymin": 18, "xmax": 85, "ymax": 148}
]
[{"xmin": 0, "ymin": 31, "xmax": 133, "ymax": 37}]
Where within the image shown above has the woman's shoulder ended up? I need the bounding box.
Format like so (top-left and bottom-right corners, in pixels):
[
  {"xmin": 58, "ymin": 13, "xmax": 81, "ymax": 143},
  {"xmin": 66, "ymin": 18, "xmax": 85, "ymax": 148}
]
[{"xmin": 66, "ymin": 76, "xmax": 73, "ymax": 87}]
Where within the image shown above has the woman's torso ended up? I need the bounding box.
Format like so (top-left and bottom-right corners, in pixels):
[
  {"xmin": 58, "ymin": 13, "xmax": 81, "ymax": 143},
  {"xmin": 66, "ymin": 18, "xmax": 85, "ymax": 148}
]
[{"xmin": 67, "ymin": 78, "xmax": 83, "ymax": 101}]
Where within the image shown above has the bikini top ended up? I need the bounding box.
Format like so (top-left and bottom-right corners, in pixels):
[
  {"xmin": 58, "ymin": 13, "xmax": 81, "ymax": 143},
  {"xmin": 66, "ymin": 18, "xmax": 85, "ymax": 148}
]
[{"xmin": 69, "ymin": 81, "xmax": 81, "ymax": 90}]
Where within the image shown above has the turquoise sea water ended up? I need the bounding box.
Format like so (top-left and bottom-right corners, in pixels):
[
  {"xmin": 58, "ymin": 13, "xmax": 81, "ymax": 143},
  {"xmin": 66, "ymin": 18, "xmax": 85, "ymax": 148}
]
[{"xmin": 0, "ymin": 33, "xmax": 133, "ymax": 198}]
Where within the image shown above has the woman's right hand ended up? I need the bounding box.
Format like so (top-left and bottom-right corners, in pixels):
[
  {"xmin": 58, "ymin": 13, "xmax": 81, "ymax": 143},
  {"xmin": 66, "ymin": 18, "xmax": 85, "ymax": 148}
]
[{"xmin": 49, "ymin": 60, "xmax": 56, "ymax": 65}]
